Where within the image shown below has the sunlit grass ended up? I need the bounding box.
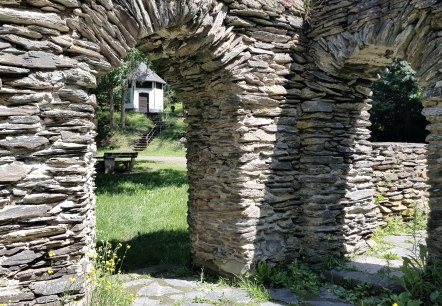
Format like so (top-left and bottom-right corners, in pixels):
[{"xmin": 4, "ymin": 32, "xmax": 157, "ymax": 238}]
[
  {"xmin": 95, "ymin": 161, "xmax": 189, "ymax": 271},
  {"xmin": 97, "ymin": 110, "xmax": 187, "ymax": 157}
]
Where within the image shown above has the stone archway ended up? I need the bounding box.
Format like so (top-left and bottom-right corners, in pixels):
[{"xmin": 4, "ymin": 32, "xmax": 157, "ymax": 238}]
[
  {"xmin": 0, "ymin": 0, "xmax": 441, "ymax": 304},
  {"xmin": 0, "ymin": 1, "xmax": 304, "ymax": 303},
  {"xmin": 303, "ymin": 0, "xmax": 442, "ymax": 259}
]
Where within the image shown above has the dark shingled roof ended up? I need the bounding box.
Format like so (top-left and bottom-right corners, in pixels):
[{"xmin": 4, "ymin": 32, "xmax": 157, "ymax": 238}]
[{"xmin": 129, "ymin": 63, "xmax": 166, "ymax": 84}]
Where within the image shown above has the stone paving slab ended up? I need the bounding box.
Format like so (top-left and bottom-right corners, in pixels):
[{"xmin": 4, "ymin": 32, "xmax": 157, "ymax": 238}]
[
  {"xmin": 124, "ymin": 275, "xmax": 347, "ymax": 305},
  {"xmin": 326, "ymin": 233, "xmax": 426, "ymax": 294},
  {"xmin": 125, "ymin": 233, "xmax": 422, "ymax": 305}
]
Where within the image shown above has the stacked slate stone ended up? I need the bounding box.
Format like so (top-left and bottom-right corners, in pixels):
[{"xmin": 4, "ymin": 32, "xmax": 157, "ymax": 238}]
[
  {"xmin": 371, "ymin": 143, "xmax": 429, "ymax": 222},
  {"xmin": 124, "ymin": 0, "xmax": 307, "ymax": 275},
  {"xmin": 0, "ymin": 0, "xmax": 441, "ymax": 304},
  {"xmin": 0, "ymin": 0, "xmax": 309, "ymax": 304},
  {"xmin": 307, "ymin": 0, "xmax": 442, "ymax": 256},
  {"xmin": 0, "ymin": 1, "xmax": 107, "ymax": 304}
]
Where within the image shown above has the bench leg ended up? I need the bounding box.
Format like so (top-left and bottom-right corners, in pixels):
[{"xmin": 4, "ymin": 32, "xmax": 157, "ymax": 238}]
[
  {"xmin": 104, "ymin": 158, "xmax": 115, "ymax": 174},
  {"xmin": 129, "ymin": 159, "xmax": 136, "ymax": 172}
]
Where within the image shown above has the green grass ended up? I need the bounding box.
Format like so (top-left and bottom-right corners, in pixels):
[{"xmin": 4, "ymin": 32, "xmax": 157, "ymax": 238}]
[
  {"xmin": 97, "ymin": 104, "xmax": 187, "ymax": 157},
  {"xmin": 140, "ymin": 118, "xmax": 186, "ymax": 157},
  {"xmin": 97, "ymin": 112, "xmax": 154, "ymax": 150},
  {"xmin": 95, "ymin": 161, "xmax": 190, "ymax": 271}
]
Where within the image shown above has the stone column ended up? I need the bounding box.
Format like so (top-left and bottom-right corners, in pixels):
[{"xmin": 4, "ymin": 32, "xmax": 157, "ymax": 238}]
[
  {"xmin": 0, "ymin": 4, "xmax": 115, "ymax": 304},
  {"xmin": 0, "ymin": 48, "xmax": 97, "ymax": 305},
  {"xmin": 423, "ymin": 88, "xmax": 442, "ymax": 259}
]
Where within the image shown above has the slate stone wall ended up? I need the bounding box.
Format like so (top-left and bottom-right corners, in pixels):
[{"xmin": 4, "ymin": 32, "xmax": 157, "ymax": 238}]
[
  {"xmin": 0, "ymin": 0, "xmax": 440, "ymax": 305},
  {"xmin": 371, "ymin": 142, "xmax": 429, "ymax": 222}
]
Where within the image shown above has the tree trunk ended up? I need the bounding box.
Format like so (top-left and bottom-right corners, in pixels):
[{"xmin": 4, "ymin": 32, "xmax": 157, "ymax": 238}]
[
  {"xmin": 120, "ymin": 80, "xmax": 126, "ymax": 130},
  {"xmin": 109, "ymin": 88, "xmax": 114, "ymax": 129}
]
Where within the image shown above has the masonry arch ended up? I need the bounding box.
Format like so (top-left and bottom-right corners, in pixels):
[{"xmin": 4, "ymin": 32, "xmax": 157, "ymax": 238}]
[
  {"xmin": 0, "ymin": 1, "xmax": 306, "ymax": 304},
  {"xmin": 303, "ymin": 0, "xmax": 442, "ymax": 260},
  {"xmin": 1, "ymin": 0, "xmax": 441, "ymax": 304}
]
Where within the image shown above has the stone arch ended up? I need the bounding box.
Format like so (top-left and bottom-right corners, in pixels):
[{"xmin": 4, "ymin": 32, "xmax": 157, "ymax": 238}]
[
  {"xmin": 302, "ymin": 0, "xmax": 442, "ymax": 259},
  {"xmin": 0, "ymin": 0, "xmax": 441, "ymax": 304},
  {"xmin": 0, "ymin": 0, "xmax": 306, "ymax": 304}
]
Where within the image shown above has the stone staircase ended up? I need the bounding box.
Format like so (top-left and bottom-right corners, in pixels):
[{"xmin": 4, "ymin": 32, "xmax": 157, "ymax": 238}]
[{"xmin": 132, "ymin": 113, "xmax": 169, "ymax": 151}]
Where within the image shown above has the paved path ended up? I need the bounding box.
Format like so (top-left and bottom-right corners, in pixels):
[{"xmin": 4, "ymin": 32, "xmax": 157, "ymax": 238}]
[
  {"xmin": 138, "ymin": 156, "xmax": 187, "ymax": 166},
  {"xmin": 122, "ymin": 274, "xmax": 350, "ymax": 306},
  {"xmin": 121, "ymin": 230, "xmax": 424, "ymax": 305}
]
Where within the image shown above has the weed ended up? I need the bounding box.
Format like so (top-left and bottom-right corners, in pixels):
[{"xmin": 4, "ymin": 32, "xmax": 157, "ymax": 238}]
[
  {"xmin": 251, "ymin": 260, "xmax": 320, "ymax": 297},
  {"xmin": 333, "ymin": 283, "xmax": 389, "ymax": 306},
  {"xmin": 236, "ymin": 277, "xmax": 270, "ymax": 302},
  {"xmin": 392, "ymin": 244, "xmax": 442, "ymax": 305},
  {"xmin": 86, "ymin": 242, "xmax": 135, "ymax": 306},
  {"xmin": 319, "ymin": 255, "xmax": 349, "ymax": 271}
]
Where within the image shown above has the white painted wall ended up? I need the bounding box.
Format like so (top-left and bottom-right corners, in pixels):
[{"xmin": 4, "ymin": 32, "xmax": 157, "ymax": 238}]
[{"xmin": 125, "ymin": 81, "xmax": 164, "ymax": 113}]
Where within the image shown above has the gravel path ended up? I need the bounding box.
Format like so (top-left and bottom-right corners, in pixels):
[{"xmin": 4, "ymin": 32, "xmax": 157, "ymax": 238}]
[{"xmin": 138, "ymin": 156, "xmax": 187, "ymax": 166}]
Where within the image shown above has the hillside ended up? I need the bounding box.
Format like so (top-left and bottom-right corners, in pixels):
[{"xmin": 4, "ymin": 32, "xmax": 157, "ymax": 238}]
[{"xmin": 96, "ymin": 103, "xmax": 186, "ymax": 157}]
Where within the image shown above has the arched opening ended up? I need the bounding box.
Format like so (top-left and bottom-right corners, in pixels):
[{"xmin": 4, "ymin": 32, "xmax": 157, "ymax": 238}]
[
  {"xmin": 92, "ymin": 48, "xmax": 190, "ymax": 271},
  {"xmin": 369, "ymin": 59, "xmax": 430, "ymax": 228},
  {"xmin": 1, "ymin": 1, "xmax": 441, "ymax": 304},
  {"xmin": 0, "ymin": 1, "xmax": 305, "ymax": 304},
  {"xmin": 305, "ymin": 0, "xmax": 442, "ymax": 263}
]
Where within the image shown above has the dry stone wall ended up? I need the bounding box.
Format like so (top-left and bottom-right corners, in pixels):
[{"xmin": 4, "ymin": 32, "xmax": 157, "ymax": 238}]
[
  {"xmin": 0, "ymin": 0, "xmax": 440, "ymax": 305},
  {"xmin": 371, "ymin": 143, "xmax": 429, "ymax": 221}
]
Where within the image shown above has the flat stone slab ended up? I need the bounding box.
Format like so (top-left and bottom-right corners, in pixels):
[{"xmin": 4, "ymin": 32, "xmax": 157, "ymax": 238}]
[
  {"xmin": 162, "ymin": 278, "xmax": 199, "ymax": 289},
  {"xmin": 269, "ymin": 288, "xmax": 298, "ymax": 304},
  {"xmin": 324, "ymin": 270, "xmax": 403, "ymax": 293},
  {"xmin": 205, "ymin": 288, "xmax": 253, "ymax": 303},
  {"xmin": 133, "ymin": 297, "xmax": 160, "ymax": 305},
  {"xmin": 124, "ymin": 235, "xmax": 420, "ymax": 306},
  {"xmin": 137, "ymin": 282, "xmax": 181, "ymax": 297}
]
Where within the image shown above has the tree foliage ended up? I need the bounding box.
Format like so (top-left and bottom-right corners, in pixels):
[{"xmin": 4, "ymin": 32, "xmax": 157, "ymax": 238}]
[
  {"xmin": 94, "ymin": 49, "xmax": 150, "ymax": 134},
  {"xmin": 370, "ymin": 60, "xmax": 428, "ymax": 143}
]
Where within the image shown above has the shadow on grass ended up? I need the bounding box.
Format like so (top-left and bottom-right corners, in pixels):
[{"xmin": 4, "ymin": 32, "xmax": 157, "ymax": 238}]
[
  {"xmin": 95, "ymin": 166, "xmax": 187, "ymax": 195},
  {"xmin": 102, "ymin": 229, "xmax": 191, "ymax": 272}
]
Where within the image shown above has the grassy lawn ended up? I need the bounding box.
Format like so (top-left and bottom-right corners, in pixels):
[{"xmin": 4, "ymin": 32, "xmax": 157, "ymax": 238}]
[
  {"xmin": 97, "ymin": 104, "xmax": 186, "ymax": 157},
  {"xmin": 95, "ymin": 161, "xmax": 190, "ymax": 271},
  {"xmin": 139, "ymin": 118, "xmax": 186, "ymax": 157}
]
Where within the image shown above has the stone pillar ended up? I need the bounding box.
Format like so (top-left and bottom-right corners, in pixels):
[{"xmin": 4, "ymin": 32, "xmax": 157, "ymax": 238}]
[
  {"xmin": 0, "ymin": 4, "xmax": 113, "ymax": 304},
  {"xmin": 423, "ymin": 90, "xmax": 442, "ymax": 259},
  {"xmin": 297, "ymin": 72, "xmax": 377, "ymax": 260},
  {"xmin": 0, "ymin": 51, "xmax": 97, "ymax": 304}
]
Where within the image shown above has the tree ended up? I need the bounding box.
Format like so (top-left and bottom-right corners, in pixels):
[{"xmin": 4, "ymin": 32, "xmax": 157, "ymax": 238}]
[
  {"xmin": 95, "ymin": 49, "xmax": 150, "ymax": 130},
  {"xmin": 96, "ymin": 69, "xmax": 119, "ymax": 129},
  {"xmin": 370, "ymin": 59, "xmax": 428, "ymax": 143},
  {"xmin": 115, "ymin": 49, "xmax": 150, "ymax": 129}
]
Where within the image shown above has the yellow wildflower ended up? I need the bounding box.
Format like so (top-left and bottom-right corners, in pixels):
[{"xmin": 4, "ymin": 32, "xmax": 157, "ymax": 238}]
[
  {"xmin": 47, "ymin": 269, "xmax": 54, "ymax": 275},
  {"xmin": 392, "ymin": 303, "xmax": 399, "ymax": 306},
  {"xmin": 69, "ymin": 277, "xmax": 76, "ymax": 283},
  {"xmin": 48, "ymin": 251, "xmax": 56, "ymax": 257}
]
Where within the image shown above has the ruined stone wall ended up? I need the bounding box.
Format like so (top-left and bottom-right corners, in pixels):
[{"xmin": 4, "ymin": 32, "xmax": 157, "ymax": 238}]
[
  {"xmin": 371, "ymin": 143, "xmax": 429, "ymax": 221},
  {"xmin": 306, "ymin": 0, "xmax": 442, "ymax": 257},
  {"xmin": 0, "ymin": 0, "xmax": 307, "ymax": 304},
  {"xmin": 0, "ymin": 0, "xmax": 441, "ymax": 305}
]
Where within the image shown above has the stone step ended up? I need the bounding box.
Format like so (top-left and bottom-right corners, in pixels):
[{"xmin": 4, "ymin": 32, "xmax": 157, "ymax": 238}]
[{"xmin": 324, "ymin": 269, "xmax": 403, "ymax": 294}]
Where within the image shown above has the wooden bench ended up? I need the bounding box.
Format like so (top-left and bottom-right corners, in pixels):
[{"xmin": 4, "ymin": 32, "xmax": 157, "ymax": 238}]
[{"xmin": 96, "ymin": 152, "xmax": 138, "ymax": 174}]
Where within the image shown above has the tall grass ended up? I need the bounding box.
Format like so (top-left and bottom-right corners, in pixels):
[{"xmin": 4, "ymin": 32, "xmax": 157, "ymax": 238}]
[
  {"xmin": 97, "ymin": 111, "xmax": 154, "ymax": 150},
  {"xmin": 95, "ymin": 161, "xmax": 190, "ymax": 270}
]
